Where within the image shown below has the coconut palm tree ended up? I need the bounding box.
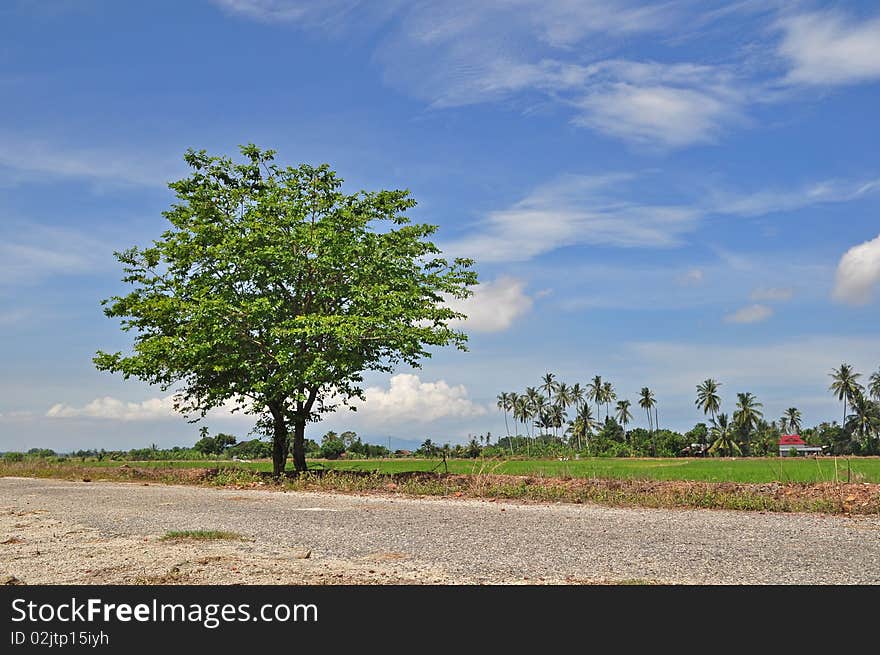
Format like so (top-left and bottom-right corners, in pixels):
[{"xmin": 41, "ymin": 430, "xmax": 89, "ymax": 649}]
[
  {"xmin": 588, "ymin": 375, "xmax": 603, "ymax": 421},
  {"xmin": 830, "ymin": 363, "xmax": 862, "ymax": 428},
  {"xmin": 615, "ymin": 399, "xmax": 633, "ymax": 439},
  {"xmin": 524, "ymin": 387, "xmax": 542, "ymax": 439},
  {"xmin": 695, "ymin": 379, "xmax": 721, "ymax": 424},
  {"xmin": 733, "ymin": 392, "xmax": 763, "ymax": 456},
  {"xmin": 568, "ymin": 403, "xmax": 597, "ymax": 452},
  {"xmin": 639, "ymin": 387, "xmax": 655, "ymax": 431},
  {"xmin": 570, "ymin": 382, "xmax": 586, "ymax": 411},
  {"xmin": 708, "ymin": 413, "xmax": 741, "ymax": 457},
  {"xmin": 496, "ymin": 392, "xmax": 512, "ymax": 438},
  {"xmin": 639, "ymin": 387, "xmax": 656, "ymax": 455},
  {"xmin": 554, "ymin": 383, "xmax": 573, "ymax": 439},
  {"xmin": 602, "ymin": 381, "xmax": 616, "ymax": 419},
  {"xmin": 869, "ymin": 369, "xmax": 880, "ymax": 402},
  {"xmin": 845, "ymin": 392, "xmax": 880, "ymax": 445},
  {"xmin": 540, "ymin": 372, "xmax": 557, "ymax": 403},
  {"xmin": 783, "ymin": 407, "xmax": 802, "ymax": 434}
]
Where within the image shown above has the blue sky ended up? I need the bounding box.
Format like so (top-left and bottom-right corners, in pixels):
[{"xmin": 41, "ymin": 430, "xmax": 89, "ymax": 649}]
[{"xmin": 1, "ymin": 0, "xmax": 879, "ymax": 451}]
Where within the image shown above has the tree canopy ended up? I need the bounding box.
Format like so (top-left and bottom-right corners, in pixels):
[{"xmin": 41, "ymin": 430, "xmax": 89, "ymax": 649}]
[{"xmin": 95, "ymin": 145, "xmax": 477, "ymax": 475}]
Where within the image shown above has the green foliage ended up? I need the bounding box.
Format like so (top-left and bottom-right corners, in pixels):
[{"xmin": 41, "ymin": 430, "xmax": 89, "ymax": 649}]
[
  {"xmin": 194, "ymin": 430, "xmax": 237, "ymax": 456},
  {"xmin": 685, "ymin": 422, "xmax": 708, "ymax": 445},
  {"xmin": 319, "ymin": 437, "xmax": 346, "ymax": 460},
  {"xmin": 227, "ymin": 438, "xmax": 271, "ymax": 459},
  {"xmin": 94, "ymin": 145, "xmax": 477, "ymax": 476}
]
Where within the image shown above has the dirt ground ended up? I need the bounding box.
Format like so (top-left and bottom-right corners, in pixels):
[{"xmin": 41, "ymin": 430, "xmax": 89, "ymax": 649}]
[{"xmin": 0, "ymin": 504, "xmax": 457, "ymax": 585}]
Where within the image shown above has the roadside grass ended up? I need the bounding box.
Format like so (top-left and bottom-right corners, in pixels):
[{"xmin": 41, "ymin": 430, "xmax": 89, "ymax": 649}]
[
  {"xmin": 159, "ymin": 530, "xmax": 245, "ymax": 542},
  {"xmin": 20, "ymin": 456, "xmax": 880, "ymax": 483},
  {"xmin": 2, "ymin": 457, "xmax": 879, "ymax": 515}
]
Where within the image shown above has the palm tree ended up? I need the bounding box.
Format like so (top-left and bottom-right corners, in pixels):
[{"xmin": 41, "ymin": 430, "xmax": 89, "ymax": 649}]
[
  {"xmin": 588, "ymin": 375, "xmax": 603, "ymax": 421},
  {"xmin": 540, "ymin": 372, "xmax": 557, "ymax": 403},
  {"xmin": 513, "ymin": 394, "xmax": 528, "ymax": 449},
  {"xmin": 569, "ymin": 403, "xmax": 597, "ymax": 452},
  {"xmin": 524, "ymin": 387, "xmax": 541, "ymax": 439},
  {"xmin": 602, "ymin": 381, "xmax": 616, "ymax": 419},
  {"xmin": 639, "ymin": 387, "xmax": 656, "ymax": 455},
  {"xmin": 695, "ymin": 379, "xmax": 721, "ymax": 424},
  {"xmin": 733, "ymin": 392, "xmax": 763, "ymax": 456},
  {"xmin": 549, "ymin": 404, "xmax": 565, "ymax": 441},
  {"xmin": 554, "ymin": 383, "xmax": 573, "ymax": 439},
  {"xmin": 639, "ymin": 387, "xmax": 655, "ymax": 431},
  {"xmin": 829, "ymin": 363, "xmax": 862, "ymax": 428},
  {"xmin": 708, "ymin": 413, "xmax": 741, "ymax": 457},
  {"xmin": 783, "ymin": 407, "xmax": 802, "ymax": 434},
  {"xmin": 570, "ymin": 382, "xmax": 586, "ymax": 411},
  {"xmin": 496, "ymin": 392, "xmax": 512, "ymax": 438},
  {"xmin": 845, "ymin": 391, "xmax": 880, "ymax": 445},
  {"xmin": 615, "ymin": 399, "xmax": 633, "ymax": 439},
  {"xmin": 531, "ymin": 395, "xmax": 548, "ymax": 440},
  {"xmin": 869, "ymin": 369, "xmax": 880, "ymax": 402}
]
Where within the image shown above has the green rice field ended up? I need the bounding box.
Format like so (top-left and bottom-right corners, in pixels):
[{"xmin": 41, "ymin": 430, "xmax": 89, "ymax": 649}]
[{"xmin": 66, "ymin": 456, "xmax": 880, "ymax": 484}]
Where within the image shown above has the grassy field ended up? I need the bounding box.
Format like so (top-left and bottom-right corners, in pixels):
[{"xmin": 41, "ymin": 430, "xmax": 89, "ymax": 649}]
[{"xmin": 48, "ymin": 456, "xmax": 880, "ymax": 484}]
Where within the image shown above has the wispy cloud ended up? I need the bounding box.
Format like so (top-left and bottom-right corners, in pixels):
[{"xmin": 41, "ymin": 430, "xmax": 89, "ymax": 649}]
[
  {"xmin": 777, "ymin": 10, "xmax": 880, "ymax": 86},
  {"xmin": 445, "ymin": 276, "xmax": 533, "ymax": 333},
  {"xmin": 0, "ymin": 223, "xmax": 113, "ymax": 285},
  {"xmin": 211, "ymin": 3, "xmax": 880, "ymax": 149},
  {"xmin": 447, "ymin": 172, "xmax": 880, "ymax": 263},
  {"xmin": 724, "ymin": 303, "xmax": 773, "ymax": 324},
  {"xmin": 445, "ymin": 173, "xmax": 700, "ymax": 262},
  {"xmin": 707, "ymin": 178, "xmax": 880, "ymax": 216},
  {"xmin": 833, "ymin": 233, "xmax": 880, "ymax": 306},
  {"xmin": 676, "ymin": 268, "xmax": 705, "ymax": 287},
  {"xmin": 750, "ymin": 287, "xmax": 793, "ymax": 302},
  {"xmin": 0, "ymin": 135, "xmax": 181, "ymax": 188}
]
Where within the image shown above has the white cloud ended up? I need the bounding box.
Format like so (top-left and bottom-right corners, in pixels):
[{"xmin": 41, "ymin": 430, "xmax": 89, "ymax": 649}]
[
  {"xmin": 47, "ymin": 396, "xmax": 179, "ymax": 421},
  {"xmin": 572, "ymin": 61, "xmax": 746, "ymax": 147},
  {"xmin": 708, "ymin": 178, "xmax": 880, "ymax": 216},
  {"xmin": 0, "ymin": 223, "xmax": 112, "ymax": 285},
  {"xmin": 833, "ymin": 233, "xmax": 880, "ymax": 305},
  {"xmin": 750, "ymin": 287, "xmax": 793, "ymax": 302},
  {"xmin": 445, "ymin": 276, "xmax": 533, "ymax": 333},
  {"xmin": 778, "ymin": 11, "xmax": 880, "ymax": 86},
  {"xmin": 45, "ymin": 374, "xmax": 487, "ymax": 426},
  {"xmin": 447, "ymin": 171, "xmax": 880, "ymax": 264},
  {"xmin": 446, "ymin": 173, "xmax": 700, "ymax": 262},
  {"xmin": 348, "ymin": 374, "xmax": 488, "ymax": 424},
  {"xmin": 213, "ymin": 2, "xmax": 743, "ymax": 148},
  {"xmin": 724, "ymin": 304, "xmax": 773, "ymax": 324},
  {"xmin": 676, "ymin": 267, "xmax": 705, "ymax": 287},
  {"xmin": 0, "ymin": 135, "xmax": 181, "ymax": 187}
]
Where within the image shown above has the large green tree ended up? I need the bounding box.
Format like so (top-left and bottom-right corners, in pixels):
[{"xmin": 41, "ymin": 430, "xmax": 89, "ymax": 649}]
[{"xmin": 95, "ymin": 145, "xmax": 477, "ymax": 476}]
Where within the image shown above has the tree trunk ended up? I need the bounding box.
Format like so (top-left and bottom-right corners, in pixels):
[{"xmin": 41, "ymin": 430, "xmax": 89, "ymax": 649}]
[
  {"xmin": 290, "ymin": 417, "xmax": 308, "ymax": 473},
  {"xmin": 271, "ymin": 415, "xmax": 288, "ymax": 478}
]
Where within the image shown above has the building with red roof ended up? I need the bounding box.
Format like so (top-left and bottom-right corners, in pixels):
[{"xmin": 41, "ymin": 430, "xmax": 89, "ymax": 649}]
[{"xmin": 778, "ymin": 434, "xmax": 823, "ymax": 457}]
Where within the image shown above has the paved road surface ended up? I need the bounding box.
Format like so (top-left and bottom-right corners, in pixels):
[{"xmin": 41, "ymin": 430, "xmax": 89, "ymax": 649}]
[{"xmin": 2, "ymin": 477, "xmax": 879, "ymax": 584}]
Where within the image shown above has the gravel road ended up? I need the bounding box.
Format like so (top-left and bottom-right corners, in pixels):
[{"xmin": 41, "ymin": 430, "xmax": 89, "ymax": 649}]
[{"xmin": 3, "ymin": 477, "xmax": 880, "ymax": 584}]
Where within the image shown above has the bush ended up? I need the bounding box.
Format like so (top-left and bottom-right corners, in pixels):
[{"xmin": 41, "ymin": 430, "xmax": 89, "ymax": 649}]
[{"xmin": 3, "ymin": 452, "xmax": 24, "ymax": 463}]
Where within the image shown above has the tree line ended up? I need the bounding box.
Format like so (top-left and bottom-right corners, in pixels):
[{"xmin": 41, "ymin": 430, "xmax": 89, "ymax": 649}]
[{"xmin": 493, "ymin": 363, "xmax": 880, "ymax": 457}]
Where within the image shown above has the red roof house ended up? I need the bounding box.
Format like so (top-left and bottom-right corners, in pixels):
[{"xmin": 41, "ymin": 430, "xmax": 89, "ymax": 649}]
[{"xmin": 778, "ymin": 434, "xmax": 822, "ymax": 456}]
